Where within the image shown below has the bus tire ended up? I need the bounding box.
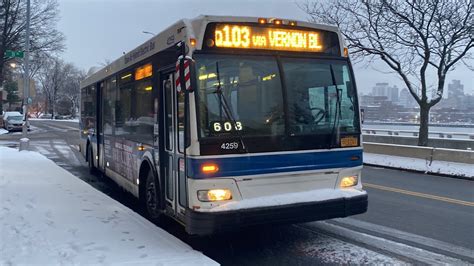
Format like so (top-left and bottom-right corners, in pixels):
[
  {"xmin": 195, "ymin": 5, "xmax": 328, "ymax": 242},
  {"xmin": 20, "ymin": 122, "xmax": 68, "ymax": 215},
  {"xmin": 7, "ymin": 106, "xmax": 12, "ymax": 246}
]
[
  {"xmin": 143, "ymin": 170, "xmax": 162, "ymax": 223},
  {"xmin": 87, "ymin": 144, "xmax": 97, "ymax": 175}
]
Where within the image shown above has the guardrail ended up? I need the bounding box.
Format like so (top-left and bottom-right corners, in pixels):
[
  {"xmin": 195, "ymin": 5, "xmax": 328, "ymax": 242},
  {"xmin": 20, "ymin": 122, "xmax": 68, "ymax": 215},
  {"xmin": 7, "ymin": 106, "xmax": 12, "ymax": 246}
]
[
  {"xmin": 363, "ymin": 128, "xmax": 474, "ymax": 140},
  {"xmin": 363, "ymin": 142, "xmax": 474, "ymax": 164}
]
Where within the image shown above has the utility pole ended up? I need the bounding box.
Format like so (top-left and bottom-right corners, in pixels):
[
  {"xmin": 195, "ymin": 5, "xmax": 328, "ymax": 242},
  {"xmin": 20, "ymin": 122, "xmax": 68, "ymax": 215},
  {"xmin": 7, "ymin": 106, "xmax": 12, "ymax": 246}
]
[{"xmin": 20, "ymin": 0, "xmax": 31, "ymax": 150}]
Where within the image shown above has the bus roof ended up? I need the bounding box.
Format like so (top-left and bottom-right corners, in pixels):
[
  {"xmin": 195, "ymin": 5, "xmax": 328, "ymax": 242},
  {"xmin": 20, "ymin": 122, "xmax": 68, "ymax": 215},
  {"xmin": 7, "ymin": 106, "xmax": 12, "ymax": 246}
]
[{"xmin": 81, "ymin": 15, "xmax": 342, "ymax": 88}]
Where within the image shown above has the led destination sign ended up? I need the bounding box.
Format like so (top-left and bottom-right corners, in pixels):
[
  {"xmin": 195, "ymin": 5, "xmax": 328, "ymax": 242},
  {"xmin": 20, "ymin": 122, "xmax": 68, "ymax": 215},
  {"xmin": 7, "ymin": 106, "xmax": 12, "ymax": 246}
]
[{"xmin": 212, "ymin": 24, "xmax": 326, "ymax": 52}]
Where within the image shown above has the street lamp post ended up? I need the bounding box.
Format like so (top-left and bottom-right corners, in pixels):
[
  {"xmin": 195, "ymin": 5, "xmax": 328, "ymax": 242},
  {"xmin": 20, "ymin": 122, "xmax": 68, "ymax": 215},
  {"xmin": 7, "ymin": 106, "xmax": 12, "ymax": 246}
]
[
  {"xmin": 20, "ymin": 0, "xmax": 30, "ymax": 150},
  {"xmin": 142, "ymin": 31, "xmax": 155, "ymax": 36}
]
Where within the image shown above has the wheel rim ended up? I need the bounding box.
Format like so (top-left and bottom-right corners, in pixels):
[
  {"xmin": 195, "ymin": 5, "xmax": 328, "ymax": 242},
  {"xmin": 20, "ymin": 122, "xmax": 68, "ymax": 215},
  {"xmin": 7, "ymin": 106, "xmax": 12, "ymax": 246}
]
[
  {"xmin": 88, "ymin": 149, "xmax": 92, "ymax": 168},
  {"xmin": 146, "ymin": 180, "xmax": 158, "ymax": 215}
]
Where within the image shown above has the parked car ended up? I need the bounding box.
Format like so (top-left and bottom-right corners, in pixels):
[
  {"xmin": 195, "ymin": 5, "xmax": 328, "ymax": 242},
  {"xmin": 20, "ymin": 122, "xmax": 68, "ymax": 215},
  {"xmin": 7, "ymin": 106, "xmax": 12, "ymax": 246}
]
[
  {"xmin": 3, "ymin": 111, "xmax": 30, "ymax": 132},
  {"xmin": 4, "ymin": 115, "xmax": 24, "ymax": 131},
  {"xmin": 39, "ymin": 113, "xmax": 53, "ymax": 119}
]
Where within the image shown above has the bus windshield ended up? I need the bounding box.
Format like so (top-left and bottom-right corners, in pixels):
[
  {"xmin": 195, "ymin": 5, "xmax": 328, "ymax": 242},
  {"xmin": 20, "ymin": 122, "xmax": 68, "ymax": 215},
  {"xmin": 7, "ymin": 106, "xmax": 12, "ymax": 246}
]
[{"xmin": 195, "ymin": 54, "xmax": 360, "ymax": 140}]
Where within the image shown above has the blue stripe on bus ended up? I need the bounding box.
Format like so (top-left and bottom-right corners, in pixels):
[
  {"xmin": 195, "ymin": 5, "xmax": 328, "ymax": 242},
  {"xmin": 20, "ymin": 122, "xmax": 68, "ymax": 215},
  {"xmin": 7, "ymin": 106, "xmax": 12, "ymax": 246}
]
[{"xmin": 187, "ymin": 149, "xmax": 362, "ymax": 179}]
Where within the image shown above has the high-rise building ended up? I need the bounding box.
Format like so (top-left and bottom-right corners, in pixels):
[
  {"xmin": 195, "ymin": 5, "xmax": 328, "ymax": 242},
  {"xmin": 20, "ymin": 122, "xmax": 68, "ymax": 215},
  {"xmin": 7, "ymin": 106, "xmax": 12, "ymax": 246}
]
[
  {"xmin": 399, "ymin": 88, "xmax": 417, "ymax": 107},
  {"xmin": 448, "ymin": 80, "xmax": 464, "ymax": 99},
  {"xmin": 372, "ymin": 82, "xmax": 399, "ymax": 103},
  {"xmin": 390, "ymin": 85, "xmax": 399, "ymax": 103}
]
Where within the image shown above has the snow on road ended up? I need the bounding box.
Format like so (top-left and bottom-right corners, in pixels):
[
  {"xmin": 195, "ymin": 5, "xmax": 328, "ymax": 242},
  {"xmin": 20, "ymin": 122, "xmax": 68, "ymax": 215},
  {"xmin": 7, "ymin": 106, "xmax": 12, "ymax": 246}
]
[
  {"xmin": 0, "ymin": 147, "xmax": 217, "ymax": 265},
  {"xmin": 29, "ymin": 118, "xmax": 79, "ymax": 123},
  {"xmin": 364, "ymin": 153, "xmax": 474, "ymax": 178}
]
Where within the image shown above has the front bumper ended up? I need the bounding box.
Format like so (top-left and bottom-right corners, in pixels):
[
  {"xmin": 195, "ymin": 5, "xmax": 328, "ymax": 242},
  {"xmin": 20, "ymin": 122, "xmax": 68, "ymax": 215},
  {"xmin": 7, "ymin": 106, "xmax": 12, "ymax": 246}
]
[
  {"xmin": 185, "ymin": 193, "xmax": 368, "ymax": 235},
  {"xmin": 7, "ymin": 125, "xmax": 23, "ymax": 131}
]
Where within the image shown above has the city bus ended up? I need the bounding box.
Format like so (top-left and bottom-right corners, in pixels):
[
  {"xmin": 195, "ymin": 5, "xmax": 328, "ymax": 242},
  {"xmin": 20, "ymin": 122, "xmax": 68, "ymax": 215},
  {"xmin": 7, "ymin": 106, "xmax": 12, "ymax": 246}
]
[{"xmin": 80, "ymin": 15, "xmax": 367, "ymax": 235}]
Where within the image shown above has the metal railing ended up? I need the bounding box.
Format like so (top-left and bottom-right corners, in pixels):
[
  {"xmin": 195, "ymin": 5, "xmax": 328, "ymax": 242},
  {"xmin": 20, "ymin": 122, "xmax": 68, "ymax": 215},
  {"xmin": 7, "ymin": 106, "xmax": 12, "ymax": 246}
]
[{"xmin": 362, "ymin": 128, "xmax": 474, "ymax": 140}]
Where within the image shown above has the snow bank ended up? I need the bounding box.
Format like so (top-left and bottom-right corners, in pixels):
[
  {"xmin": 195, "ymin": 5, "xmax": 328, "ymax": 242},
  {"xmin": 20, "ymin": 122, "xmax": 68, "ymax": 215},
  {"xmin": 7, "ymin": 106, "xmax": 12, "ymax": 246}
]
[
  {"xmin": 0, "ymin": 129, "xmax": 8, "ymax": 135},
  {"xmin": 0, "ymin": 147, "xmax": 217, "ymax": 265},
  {"xmin": 364, "ymin": 152, "xmax": 474, "ymax": 178},
  {"xmin": 202, "ymin": 189, "xmax": 366, "ymax": 212},
  {"xmin": 29, "ymin": 118, "xmax": 79, "ymax": 122}
]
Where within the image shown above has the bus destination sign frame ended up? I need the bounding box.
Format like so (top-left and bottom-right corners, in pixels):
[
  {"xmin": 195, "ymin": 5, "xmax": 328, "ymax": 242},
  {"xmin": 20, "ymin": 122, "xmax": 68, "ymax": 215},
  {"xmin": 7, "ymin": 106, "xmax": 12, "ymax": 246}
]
[{"xmin": 204, "ymin": 23, "xmax": 341, "ymax": 55}]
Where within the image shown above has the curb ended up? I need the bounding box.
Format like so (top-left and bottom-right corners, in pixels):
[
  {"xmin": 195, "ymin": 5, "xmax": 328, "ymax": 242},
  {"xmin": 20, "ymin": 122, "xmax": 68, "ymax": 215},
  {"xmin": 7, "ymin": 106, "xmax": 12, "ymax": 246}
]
[{"xmin": 363, "ymin": 163, "xmax": 473, "ymax": 181}]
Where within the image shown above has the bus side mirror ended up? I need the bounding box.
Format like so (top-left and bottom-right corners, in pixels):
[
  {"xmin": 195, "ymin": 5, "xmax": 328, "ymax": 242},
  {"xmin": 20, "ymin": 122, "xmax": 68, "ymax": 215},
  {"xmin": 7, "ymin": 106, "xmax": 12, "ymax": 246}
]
[
  {"xmin": 176, "ymin": 57, "xmax": 196, "ymax": 93},
  {"xmin": 176, "ymin": 57, "xmax": 196, "ymax": 150}
]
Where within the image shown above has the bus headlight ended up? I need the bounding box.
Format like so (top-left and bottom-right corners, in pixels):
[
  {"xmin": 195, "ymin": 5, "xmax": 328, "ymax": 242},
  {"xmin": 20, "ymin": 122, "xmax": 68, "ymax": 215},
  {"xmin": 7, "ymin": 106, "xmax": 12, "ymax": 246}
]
[
  {"xmin": 197, "ymin": 189, "xmax": 232, "ymax": 202},
  {"xmin": 340, "ymin": 175, "xmax": 358, "ymax": 188}
]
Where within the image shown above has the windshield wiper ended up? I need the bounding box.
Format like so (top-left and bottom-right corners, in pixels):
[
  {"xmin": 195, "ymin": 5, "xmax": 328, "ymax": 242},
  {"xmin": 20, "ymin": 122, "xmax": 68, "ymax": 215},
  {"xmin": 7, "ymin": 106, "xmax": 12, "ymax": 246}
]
[
  {"xmin": 213, "ymin": 62, "xmax": 249, "ymax": 153},
  {"xmin": 329, "ymin": 65, "xmax": 342, "ymax": 148}
]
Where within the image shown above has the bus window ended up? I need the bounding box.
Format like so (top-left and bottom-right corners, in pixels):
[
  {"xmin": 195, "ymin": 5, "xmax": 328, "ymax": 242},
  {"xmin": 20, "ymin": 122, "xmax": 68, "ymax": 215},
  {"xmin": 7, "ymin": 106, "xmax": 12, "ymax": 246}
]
[
  {"xmin": 177, "ymin": 91, "xmax": 185, "ymax": 153},
  {"xmin": 133, "ymin": 80, "xmax": 153, "ymax": 143},
  {"xmin": 103, "ymin": 78, "xmax": 115, "ymax": 135}
]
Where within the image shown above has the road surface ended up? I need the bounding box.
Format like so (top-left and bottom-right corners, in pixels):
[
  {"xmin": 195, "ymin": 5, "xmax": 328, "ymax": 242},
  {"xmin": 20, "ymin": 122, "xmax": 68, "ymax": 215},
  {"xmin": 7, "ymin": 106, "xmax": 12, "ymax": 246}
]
[{"xmin": 1, "ymin": 120, "xmax": 473, "ymax": 264}]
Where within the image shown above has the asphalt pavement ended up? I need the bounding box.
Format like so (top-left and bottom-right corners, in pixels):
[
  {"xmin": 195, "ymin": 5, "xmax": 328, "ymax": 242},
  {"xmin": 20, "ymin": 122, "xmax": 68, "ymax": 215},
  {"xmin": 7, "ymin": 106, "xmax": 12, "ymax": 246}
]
[
  {"xmin": 1, "ymin": 119, "xmax": 472, "ymax": 264},
  {"xmin": 359, "ymin": 166, "xmax": 474, "ymax": 250}
]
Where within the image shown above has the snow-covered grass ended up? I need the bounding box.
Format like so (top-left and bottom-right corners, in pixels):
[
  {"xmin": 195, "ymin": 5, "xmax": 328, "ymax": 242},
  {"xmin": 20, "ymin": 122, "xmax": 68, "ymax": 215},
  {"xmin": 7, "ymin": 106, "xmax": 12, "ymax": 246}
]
[
  {"xmin": 0, "ymin": 147, "xmax": 216, "ymax": 265},
  {"xmin": 364, "ymin": 153, "xmax": 474, "ymax": 178}
]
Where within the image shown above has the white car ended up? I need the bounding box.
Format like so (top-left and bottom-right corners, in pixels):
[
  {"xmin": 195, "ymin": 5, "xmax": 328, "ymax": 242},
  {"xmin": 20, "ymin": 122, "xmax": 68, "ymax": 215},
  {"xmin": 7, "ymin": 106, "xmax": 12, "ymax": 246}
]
[
  {"xmin": 2, "ymin": 111, "xmax": 29, "ymax": 131},
  {"xmin": 3, "ymin": 111, "xmax": 22, "ymax": 121}
]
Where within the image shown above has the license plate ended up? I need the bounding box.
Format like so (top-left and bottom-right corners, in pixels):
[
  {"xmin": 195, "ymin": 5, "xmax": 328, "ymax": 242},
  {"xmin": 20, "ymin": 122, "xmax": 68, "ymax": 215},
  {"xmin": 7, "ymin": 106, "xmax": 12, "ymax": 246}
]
[{"xmin": 341, "ymin": 136, "xmax": 358, "ymax": 147}]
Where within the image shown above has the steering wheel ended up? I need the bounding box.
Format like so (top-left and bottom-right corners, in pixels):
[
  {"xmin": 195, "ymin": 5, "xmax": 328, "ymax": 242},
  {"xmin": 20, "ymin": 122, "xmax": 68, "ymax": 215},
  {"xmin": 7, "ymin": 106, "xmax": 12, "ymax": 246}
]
[{"xmin": 310, "ymin": 107, "xmax": 326, "ymax": 124}]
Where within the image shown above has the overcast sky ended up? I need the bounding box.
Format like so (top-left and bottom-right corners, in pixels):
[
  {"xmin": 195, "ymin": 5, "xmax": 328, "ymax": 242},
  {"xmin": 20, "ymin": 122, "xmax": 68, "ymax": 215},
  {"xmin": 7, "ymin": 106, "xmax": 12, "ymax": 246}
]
[{"xmin": 58, "ymin": 0, "xmax": 473, "ymax": 95}]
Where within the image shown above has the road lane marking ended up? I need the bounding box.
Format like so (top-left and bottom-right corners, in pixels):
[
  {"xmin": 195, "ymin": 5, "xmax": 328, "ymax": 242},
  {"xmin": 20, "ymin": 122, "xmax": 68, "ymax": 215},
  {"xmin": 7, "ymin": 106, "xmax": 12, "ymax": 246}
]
[
  {"xmin": 299, "ymin": 222, "xmax": 472, "ymax": 264},
  {"xmin": 364, "ymin": 183, "xmax": 474, "ymax": 207},
  {"xmin": 331, "ymin": 218, "xmax": 474, "ymax": 262}
]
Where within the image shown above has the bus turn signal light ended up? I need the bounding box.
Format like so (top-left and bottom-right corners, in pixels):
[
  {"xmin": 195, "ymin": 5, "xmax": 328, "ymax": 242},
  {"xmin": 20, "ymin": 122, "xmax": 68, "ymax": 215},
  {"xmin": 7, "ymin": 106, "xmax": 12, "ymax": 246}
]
[
  {"xmin": 201, "ymin": 163, "xmax": 219, "ymax": 174},
  {"xmin": 198, "ymin": 189, "xmax": 232, "ymax": 202},
  {"xmin": 340, "ymin": 176, "xmax": 358, "ymax": 188},
  {"xmin": 343, "ymin": 47, "xmax": 349, "ymax": 57}
]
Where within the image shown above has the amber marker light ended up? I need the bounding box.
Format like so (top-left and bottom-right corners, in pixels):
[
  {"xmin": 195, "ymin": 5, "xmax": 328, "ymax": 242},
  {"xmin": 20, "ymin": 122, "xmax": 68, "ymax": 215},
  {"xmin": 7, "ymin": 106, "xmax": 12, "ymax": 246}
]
[
  {"xmin": 258, "ymin": 18, "xmax": 267, "ymax": 24},
  {"xmin": 137, "ymin": 145, "xmax": 145, "ymax": 151},
  {"xmin": 201, "ymin": 163, "xmax": 219, "ymax": 174},
  {"xmin": 340, "ymin": 176, "xmax": 358, "ymax": 188},
  {"xmin": 274, "ymin": 19, "xmax": 282, "ymax": 25},
  {"xmin": 343, "ymin": 47, "xmax": 349, "ymax": 57},
  {"xmin": 289, "ymin": 21, "xmax": 297, "ymax": 26},
  {"xmin": 190, "ymin": 38, "xmax": 197, "ymax": 47}
]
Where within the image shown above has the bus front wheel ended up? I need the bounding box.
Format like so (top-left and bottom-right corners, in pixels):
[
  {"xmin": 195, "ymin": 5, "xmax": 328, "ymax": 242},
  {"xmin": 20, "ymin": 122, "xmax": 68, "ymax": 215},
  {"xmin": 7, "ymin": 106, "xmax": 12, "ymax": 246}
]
[
  {"xmin": 144, "ymin": 170, "xmax": 162, "ymax": 223},
  {"xmin": 87, "ymin": 145, "xmax": 97, "ymax": 175}
]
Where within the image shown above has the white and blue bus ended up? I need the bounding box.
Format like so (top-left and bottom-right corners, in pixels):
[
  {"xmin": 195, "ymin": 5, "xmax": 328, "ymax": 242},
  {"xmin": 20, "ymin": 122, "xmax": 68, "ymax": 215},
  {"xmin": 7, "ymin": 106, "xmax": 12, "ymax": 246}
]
[{"xmin": 80, "ymin": 15, "xmax": 367, "ymax": 235}]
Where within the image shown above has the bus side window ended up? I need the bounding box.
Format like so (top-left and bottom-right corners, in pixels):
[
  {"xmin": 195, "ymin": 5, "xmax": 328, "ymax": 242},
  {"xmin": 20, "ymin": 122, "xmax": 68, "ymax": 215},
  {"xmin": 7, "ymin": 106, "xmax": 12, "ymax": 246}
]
[{"xmin": 177, "ymin": 91, "xmax": 185, "ymax": 153}]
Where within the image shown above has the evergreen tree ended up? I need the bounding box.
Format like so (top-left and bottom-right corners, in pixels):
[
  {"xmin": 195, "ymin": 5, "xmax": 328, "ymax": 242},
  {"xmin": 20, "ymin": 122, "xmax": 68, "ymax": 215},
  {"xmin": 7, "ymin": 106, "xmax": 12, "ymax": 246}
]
[{"xmin": 5, "ymin": 81, "xmax": 20, "ymax": 110}]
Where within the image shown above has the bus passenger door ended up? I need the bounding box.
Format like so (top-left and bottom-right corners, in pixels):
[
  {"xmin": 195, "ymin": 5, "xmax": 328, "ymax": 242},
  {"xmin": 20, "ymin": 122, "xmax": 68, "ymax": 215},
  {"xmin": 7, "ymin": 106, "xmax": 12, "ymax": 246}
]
[
  {"xmin": 162, "ymin": 71, "xmax": 187, "ymax": 218},
  {"xmin": 97, "ymin": 82, "xmax": 105, "ymax": 171},
  {"xmin": 163, "ymin": 72, "xmax": 177, "ymax": 214}
]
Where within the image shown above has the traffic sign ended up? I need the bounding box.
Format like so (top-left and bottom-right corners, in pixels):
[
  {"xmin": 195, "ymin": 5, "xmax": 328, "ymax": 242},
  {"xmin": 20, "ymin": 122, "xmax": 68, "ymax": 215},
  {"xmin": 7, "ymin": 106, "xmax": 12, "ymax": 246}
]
[{"xmin": 4, "ymin": 50, "xmax": 24, "ymax": 58}]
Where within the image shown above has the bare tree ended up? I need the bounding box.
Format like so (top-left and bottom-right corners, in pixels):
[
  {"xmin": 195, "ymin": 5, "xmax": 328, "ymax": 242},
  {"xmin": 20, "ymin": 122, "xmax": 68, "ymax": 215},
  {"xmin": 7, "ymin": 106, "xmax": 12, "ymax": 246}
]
[
  {"xmin": 38, "ymin": 57, "xmax": 84, "ymax": 118},
  {"xmin": 0, "ymin": 0, "xmax": 65, "ymax": 86},
  {"xmin": 300, "ymin": 0, "xmax": 473, "ymax": 146},
  {"xmin": 37, "ymin": 57, "xmax": 63, "ymax": 117},
  {"xmin": 58, "ymin": 64, "xmax": 85, "ymax": 118}
]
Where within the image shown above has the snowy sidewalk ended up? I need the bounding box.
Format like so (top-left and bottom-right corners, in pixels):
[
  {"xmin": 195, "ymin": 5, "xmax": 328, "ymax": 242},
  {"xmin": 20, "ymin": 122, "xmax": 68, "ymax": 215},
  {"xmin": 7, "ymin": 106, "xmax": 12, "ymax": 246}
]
[
  {"xmin": 364, "ymin": 152, "xmax": 474, "ymax": 179},
  {"xmin": 0, "ymin": 147, "xmax": 217, "ymax": 265}
]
